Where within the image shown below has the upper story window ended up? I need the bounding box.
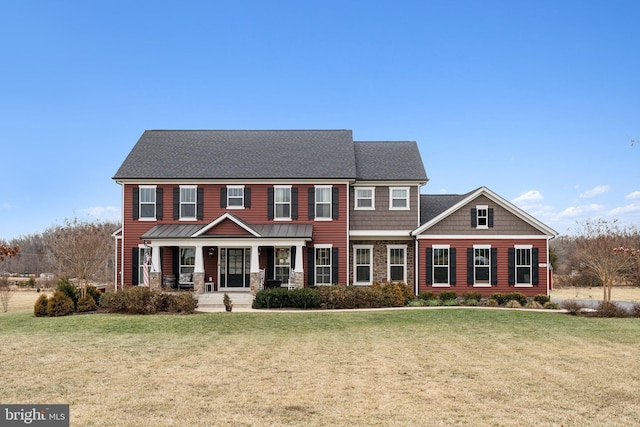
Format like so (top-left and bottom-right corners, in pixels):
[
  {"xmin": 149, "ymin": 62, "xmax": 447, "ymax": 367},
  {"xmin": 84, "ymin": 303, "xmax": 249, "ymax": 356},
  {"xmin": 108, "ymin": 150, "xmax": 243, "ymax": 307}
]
[
  {"xmin": 476, "ymin": 205, "xmax": 488, "ymax": 228},
  {"xmin": 227, "ymin": 186, "xmax": 244, "ymax": 208},
  {"xmin": 315, "ymin": 186, "xmax": 332, "ymax": 219},
  {"xmin": 389, "ymin": 187, "xmax": 409, "ymax": 210},
  {"xmin": 180, "ymin": 186, "xmax": 197, "ymax": 220},
  {"xmin": 139, "ymin": 186, "xmax": 156, "ymax": 219},
  {"xmin": 355, "ymin": 187, "xmax": 375, "ymax": 210},
  {"xmin": 274, "ymin": 186, "xmax": 291, "ymax": 220}
]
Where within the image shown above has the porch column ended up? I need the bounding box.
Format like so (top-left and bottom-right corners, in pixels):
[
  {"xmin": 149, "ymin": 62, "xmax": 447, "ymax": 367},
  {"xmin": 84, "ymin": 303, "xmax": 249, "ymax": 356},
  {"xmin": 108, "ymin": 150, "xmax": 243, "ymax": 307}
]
[
  {"xmin": 193, "ymin": 245, "xmax": 205, "ymax": 293},
  {"xmin": 250, "ymin": 245, "xmax": 261, "ymax": 295},
  {"xmin": 149, "ymin": 244, "xmax": 162, "ymax": 289},
  {"xmin": 293, "ymin": 244, "xmax": 304, "ymax": 288}
]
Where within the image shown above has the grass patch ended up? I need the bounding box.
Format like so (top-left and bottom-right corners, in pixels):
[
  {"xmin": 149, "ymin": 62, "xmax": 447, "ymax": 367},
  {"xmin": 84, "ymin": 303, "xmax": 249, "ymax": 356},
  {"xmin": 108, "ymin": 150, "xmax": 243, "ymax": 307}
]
[{"xmin": 1, "ymin": 292, "xmax": 640, "ymax": 425}]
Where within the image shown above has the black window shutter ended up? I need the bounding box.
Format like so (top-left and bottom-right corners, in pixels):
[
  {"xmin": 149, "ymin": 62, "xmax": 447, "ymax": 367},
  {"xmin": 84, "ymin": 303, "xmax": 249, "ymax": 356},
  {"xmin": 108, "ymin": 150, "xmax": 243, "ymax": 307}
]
[
  {"xmin": 471, "ymin": 208, "xmax": 477, "ymax": 228},
  {"xmin": 220, "ymin": 188, "xmax": 227, "ymax": 208},
  {"xmin": 508, "ymin": 248, "xmax": 515, "ymax": 285},
  {"xmin": 266, "ymin": 247, "xmax": 274, "ymax": 281},
  {"xmin": 245, "ymin": 187, "xmax": 251, "ymax": 208},
  {"xmin": 197, "ymin": 188, "xmax": 204, "ymax": 220},
  {"xmin": 172, "ymin": 247, "xmax": 179, "ymax": 279},
  {"xmin": 308, "ymin": 188, "xmax": 315, "ymax": 219},
  {"xmin": 156, "ymin": 188, "xmax": 163, "ymax": 220},
  {"xmin": 132, "ymin": 247, "xmax": 139, "ymax": 285},
  {"xmin": 267, "ymin": 188, "xmax": 274, "ymax": 220},
  {"xmin": 132, "ymin": 188, "xmax": 139, "ymax": 220},
  {"xmin": 467, "ymin": 248, "xmax": 474, "ymax": 285},
  {"xmin": 532, "ymin": 248, "xmax": 539, "ymax": 285},
  {"xmin": 291, "ymin": 188, "xmax": 298, "ymax": 219},
  {"xmin": 173, "ymin": 188, "xmax": 179, "ymax": 220},
  {"xmin": 450, "ymin": 248, "xmax": 457, "ymax": 285},
  {"xmin": 491, "ymin": 248, "xmax": 498, "ymax": 285},
  {"xmin": 291, "ymin": 246, "xmax": 296, "ymax": 270},
  {"xmin": 332, "ymin": 187, "xmax": 339, "ymax": 219},
  {"xmin": 426, "ymin": 248, "xmax": 433, "ymax": 285},
  {"xmin": 307, "ymin": 247, "xmax": 315, "ymax": 285},
  {"xmin": 488, "ymin": 208, "xmax": 494, "ymax": 228},
  {"xmin": 332, "ymin": 247, "xmax": 339, "ymax": 284}
]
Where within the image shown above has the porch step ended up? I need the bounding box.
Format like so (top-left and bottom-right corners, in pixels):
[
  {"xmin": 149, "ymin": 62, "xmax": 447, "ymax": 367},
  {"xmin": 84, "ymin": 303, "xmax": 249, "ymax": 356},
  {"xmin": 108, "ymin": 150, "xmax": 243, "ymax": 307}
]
[{"xmin": 196, "ymin": 292, "xmax": 255, "ymax": 311}]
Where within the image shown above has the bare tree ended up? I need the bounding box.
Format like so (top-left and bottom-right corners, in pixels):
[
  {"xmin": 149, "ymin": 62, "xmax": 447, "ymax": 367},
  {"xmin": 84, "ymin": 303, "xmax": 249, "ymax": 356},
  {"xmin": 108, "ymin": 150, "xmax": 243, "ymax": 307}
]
[
  {"xmin": 45, "ymin": 218, "xmax": 115, "ymax": 285},
  {"xmin": 0, "ymin": 244, "xmax": 20, "ymax": 312},
  {"xmin": 569, "ymin": 219, "xmax": 638, "ymax": 303}
]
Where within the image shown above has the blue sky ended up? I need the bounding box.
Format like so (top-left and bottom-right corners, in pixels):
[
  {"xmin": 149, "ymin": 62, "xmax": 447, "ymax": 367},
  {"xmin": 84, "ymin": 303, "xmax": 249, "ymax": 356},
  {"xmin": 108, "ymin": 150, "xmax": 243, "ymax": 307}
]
[{"xmin": 1, "ymin": 0, "xmax": 639, "ymax": 240}]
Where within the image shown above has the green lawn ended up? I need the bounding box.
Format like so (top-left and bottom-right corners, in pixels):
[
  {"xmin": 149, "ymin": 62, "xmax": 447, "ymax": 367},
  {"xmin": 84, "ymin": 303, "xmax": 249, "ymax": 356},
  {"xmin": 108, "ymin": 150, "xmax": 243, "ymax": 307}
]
[{"xmin": 1, "ymin": 306, "xmax": 640, "ymax": 426}]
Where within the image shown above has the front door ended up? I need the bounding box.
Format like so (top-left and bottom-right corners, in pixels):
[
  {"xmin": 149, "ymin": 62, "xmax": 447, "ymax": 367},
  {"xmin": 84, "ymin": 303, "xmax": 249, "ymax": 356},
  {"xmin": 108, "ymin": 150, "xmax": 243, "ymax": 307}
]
[{"xmin": 227, "ymin": 248, "xmax": 245, "ymax": 287}]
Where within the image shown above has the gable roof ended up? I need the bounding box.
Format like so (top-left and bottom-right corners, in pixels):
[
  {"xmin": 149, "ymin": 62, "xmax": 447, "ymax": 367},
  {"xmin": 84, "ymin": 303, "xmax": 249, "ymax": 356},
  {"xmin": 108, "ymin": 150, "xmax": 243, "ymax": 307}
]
[
  {"xmin": 113, "ymin": 130, "xmax": 357, "ymax": 180},
  {"xmin": 413, "ymin": 186, "xmax": 558, "ymax": 237},
  {"xmin": 354, "ymin": 141, "xmax": 428, "ymax": 182}
]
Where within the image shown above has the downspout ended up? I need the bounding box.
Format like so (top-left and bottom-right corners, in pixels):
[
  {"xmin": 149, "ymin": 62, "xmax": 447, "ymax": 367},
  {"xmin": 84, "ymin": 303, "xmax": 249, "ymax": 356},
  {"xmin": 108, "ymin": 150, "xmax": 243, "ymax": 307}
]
[
  {"xmin": 346, "ymin": 182, "xmax": 350, "ymax": 286},
  {"xmin": 119, "ymin": 181, "xmax": 125, "ymax": 291},
  {"xmin": 547, "ymin": 234, "xmax": 556, "ymax": 297}
]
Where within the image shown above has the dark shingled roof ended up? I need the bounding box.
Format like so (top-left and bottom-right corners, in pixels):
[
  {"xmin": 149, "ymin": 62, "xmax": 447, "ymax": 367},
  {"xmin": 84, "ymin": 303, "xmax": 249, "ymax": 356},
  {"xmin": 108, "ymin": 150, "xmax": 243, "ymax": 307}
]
[
  {"xmin": 113, "ymin": 130, "xmax": 357, "ymax": 180},
  {"xmin": 420, "ymin": 192, "xmax": 473, "ymax": 224},
  {"xmin": 354, "ymin": 141, "xmax": 428, "ymax": 181}
]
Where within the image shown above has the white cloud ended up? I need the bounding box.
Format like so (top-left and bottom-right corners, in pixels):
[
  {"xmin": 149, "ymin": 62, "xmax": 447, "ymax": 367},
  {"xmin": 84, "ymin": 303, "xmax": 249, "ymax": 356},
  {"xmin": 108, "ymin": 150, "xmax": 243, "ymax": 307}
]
[
  {"xmin": 579, "ymin": 185, "xmax": 610, "ymax": 198},
  {"xmin": 609, "ymin": 203, "xmax": 640, "ymax": 216},
  {"xmin": 78, "ymin": 206, "xmax": 121, "ymax": 222},
  {"xmin": 558, "ymin": 204, "xmax": 604, "ymax": 218},
  {"xmin": 512, "ymin": 190, "xmax": 543, "ymax": 204},
  {"xmin": 625, "ymin": 191, "xmax": 640, "ymax": 200},
  {"xmin": 2, "ymin": 202, "xmax": 14, "ymax": 210}
]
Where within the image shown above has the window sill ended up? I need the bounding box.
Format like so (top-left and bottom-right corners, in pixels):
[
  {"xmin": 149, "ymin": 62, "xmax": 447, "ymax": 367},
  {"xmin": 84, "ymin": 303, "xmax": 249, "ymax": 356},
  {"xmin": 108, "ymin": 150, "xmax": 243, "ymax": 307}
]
[
  {"xmin": 179, "ymin": 218, "xmax": 197, "ymax": 222},
  {"xmin": 226, "ymin": 206, "xmax": 245, "ymax": 210},
  {"xmin": 273, "ymin": 218, "xmax": 292, "ymax": 222},
  {"xmin": 313, "ymin": 217, "xmax": 333, "ymax": 222},
  {"xmin": 476, "ymin": 226, "xmax": 489, "ymax": 230},
  {"xmin": 138, "ymin": 218, "xmax": 157, "ymax": 222},
  {"xmin": 514, "ymin": 284, "xmax": 533, "ymax": 288},
  {"xmin": 432, "ymin": 284, "xmax": 451, "ymax": 287},
  {"xmin": 473, "ymin": 284, "xmax": 492, "ymax": 287}
]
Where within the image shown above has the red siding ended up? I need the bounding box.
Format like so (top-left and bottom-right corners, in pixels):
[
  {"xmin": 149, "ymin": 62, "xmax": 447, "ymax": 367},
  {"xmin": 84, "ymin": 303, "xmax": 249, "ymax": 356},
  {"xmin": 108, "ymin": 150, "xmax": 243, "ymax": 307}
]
[{"xmin": 417, "ymin": 238, "xmax": 550, "ymax": 297}]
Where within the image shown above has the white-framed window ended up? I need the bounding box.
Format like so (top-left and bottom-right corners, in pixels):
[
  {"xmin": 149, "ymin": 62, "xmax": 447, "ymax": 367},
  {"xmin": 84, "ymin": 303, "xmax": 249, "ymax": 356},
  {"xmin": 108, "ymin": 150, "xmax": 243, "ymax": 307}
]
[
  {"xmin": 139, "ymin": 185, "xmax": 156, "ymax": 219},
  {"xmin": 138, "ymin": 245, "xmax": 152, "ymax": 286},
  {"xmin": 180, "ymin": 186, "xmax": 197, "ymax": 220},
  {"xmin": 353, "ymin": 245, "xmax": 373, "ymax": 285},
  {"xmin": 473, "ymin": 245, "xmax": 491, "ymax": 286},
  {"xmin": 179, "ymin": 247, "xmax": 195, "ymax": 284},
  {"xmin": 227, "ymin": 185, "xmax": 244, "ymax": 208},
  {"xmin": 274, "ymin": 186, "xmax": 291, "ymax": 220},
  {"xmin": 389, "ymin": 187, "xmax": 409, "ymax": 210},
  {"xmin": 515, "ymin": 245, "xmax": 532, "ymax": 286},
  {"xmin": 315, "ymin": 246, "xmax": 332, "ymax": 285},
  {"xmin": 388, "ymin": 245, "xmax": 407, "ymax": 283},
  {"xmin": 315, "ymin": 186, "xmax": 332, "ymax": 219},
  {"xmin": 433, "ymin": 245, "xmax": 450, "ymax": 287},
  {"xmin": 476, "ymin": 205, "xmax": 489, "ymax": 229},
  {"xmin": 355, "ymin": 187, "xmax": 375, "ymax": 210},
  {"xmin": 274, "ymin": 247, "xmax": 291, "ymax": 282}
]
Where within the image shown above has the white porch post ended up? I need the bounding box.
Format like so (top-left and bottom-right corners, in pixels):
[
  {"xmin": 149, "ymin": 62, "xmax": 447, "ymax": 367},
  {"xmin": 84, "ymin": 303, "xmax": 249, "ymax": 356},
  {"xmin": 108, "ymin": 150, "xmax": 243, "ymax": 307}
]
[
  {"xmin": 193, "ymin": 244, "xmax": 205, "ymax": 293},
  {"xmin": 294, "ymin": 245, "xmax": 304, "ymax": 274},
  {"xmin": 151, "ymin": 244, "xmax": 161, "ymax": 273},
  {"xmin": 250, "ymin": 245, "xmax": 260, "ymax": 273}
]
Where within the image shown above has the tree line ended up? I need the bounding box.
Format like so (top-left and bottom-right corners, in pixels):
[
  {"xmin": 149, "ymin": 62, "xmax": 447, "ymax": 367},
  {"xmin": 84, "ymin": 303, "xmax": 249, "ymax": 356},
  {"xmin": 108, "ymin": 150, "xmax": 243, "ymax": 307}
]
[{"xmin": 0, "ymin": 218, "xmax": 120, "ymax": 284}]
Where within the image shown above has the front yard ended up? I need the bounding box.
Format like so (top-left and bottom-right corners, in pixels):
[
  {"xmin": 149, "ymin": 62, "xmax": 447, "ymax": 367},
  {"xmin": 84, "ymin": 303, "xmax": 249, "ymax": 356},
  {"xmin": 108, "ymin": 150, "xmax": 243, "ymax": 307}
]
[{"xmin": 1, "ymin": 291, "xmax": 639, "ymax": 426}]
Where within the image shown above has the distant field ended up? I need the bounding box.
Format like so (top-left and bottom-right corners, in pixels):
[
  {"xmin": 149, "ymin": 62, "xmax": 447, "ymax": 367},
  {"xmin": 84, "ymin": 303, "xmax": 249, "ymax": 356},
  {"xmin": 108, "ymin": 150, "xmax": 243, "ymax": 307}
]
[
  {"xmin": 552, "ymin": 286, "xmax": 640, "ymax": 302},
  {"xmin": 1, "ymin": 291, "xmax": 640, "ymax": 426}
]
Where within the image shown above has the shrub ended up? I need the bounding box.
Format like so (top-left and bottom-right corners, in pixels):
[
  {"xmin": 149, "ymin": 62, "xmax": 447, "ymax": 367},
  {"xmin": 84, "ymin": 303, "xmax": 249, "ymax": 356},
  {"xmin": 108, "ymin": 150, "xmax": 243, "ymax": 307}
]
[
  {"xmin": 426, "ymin": 298, "xmax": 441, "ymax": 307},
  {"xmin": 290, "ymin": 288, "xmax": 320, "ymax": 309},
  {"xmin": 122, "ymin": 286, "xmax": 156, "ymax": 314},
  {"xmin": 173, "ymin": 293, "xmax": 198, "ymax": 313},
  {"xmin": 46, "ymin": 291, "xmax": 74, "ymax": 317},
  {"xmin": 486, "ymin": 298, "xmax": 499, "ymax": 307},
  {"xmin": 561, "ymin": 300, "xmax": 585, "ymax": 315},
  {"xmin": 461, "ymin": 292, "xmax": 482, "ymax": 303},
  {"xmin": 543, "ymin": 301, "xmax": 560, "ymax": 310},
  {"xmin": 56, "ymin": 276, "xmax": 79, "ymax": 310},
  {"xmin": 631, "ymin": 303, "xmax": 640, "ymax": 318},
  {"xmin": 100, "ymin": 291, "xmax": 126, "ymax": 312},
  {"xmin": 85, "ymin": 285, "xmax": 102, "ymax": 306},
  {"xmin": 376, "ymin": 282, "xmax": 413, "ymax": 307},
  {"xmin": 153, "ymin": 292, "xmax": 178, "ymax": 313},
  {"xmin": 491, "ymin": 292, "xmax": 527, "ymax": 306},
  {"xmin": 597, "ymin": 302, "xmax": 629, "ymax": 318},
  {"xmin": 408, "ymin": 299, "xmax": 427, "ymax": 307},
  {"xmin": 465, "ymin": 298, "xmax": 479, "ymax": 306},
  {"xmin": 524, "ymin": 301, "xmax": 543, "ymax": 309},
  {"xmin": 253, "ymin": 288, "xmax": 291, "ymax": 309},
  {"xmin": 33, "ymin": 293, "xmax": 49, "ymax": 317},
  {"xmin": 442, "ymin": 299, "xmax": 459, "ymax": 306},
  {"xmin": 505, "ymin": 300, "xmax": 522, "ymax": 308},
  {"xmin": 418, "ymin": 292, "xmax": 437, "ymax": 301},
  {"xmin": 533, "ymin": 294, "xmax": 550, "ymax": 305},
  {"xmin": 77, "ymin": 294, "xmax": 98, "ymax": 312},
  {"xmin": 439, "ymin": 291, "xmax": 457, "ymax": 302}
]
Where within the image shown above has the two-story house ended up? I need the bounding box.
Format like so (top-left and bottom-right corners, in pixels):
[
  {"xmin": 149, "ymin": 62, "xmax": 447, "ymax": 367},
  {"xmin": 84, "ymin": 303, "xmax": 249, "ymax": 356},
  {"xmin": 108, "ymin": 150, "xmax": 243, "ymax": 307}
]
[{"xmin": 113, "ymin": 129, "xmax": 557, "ymax": 298}]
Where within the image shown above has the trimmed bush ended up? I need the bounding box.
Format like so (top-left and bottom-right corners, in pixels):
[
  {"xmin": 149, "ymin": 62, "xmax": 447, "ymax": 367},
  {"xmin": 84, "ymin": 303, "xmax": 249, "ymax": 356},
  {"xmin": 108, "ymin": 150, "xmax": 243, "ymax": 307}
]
[
  {"xmin": 173, "ymin": 293, "xmax": 198, "ymax": 313},
  {"xmin": 426, "ymin": 298, "xmax": 441, "ymax": 307},
  {"xmin": 491, "ymin": 292, "xmax": 528, "ymax": 306},
  {"xmin": 374, "ymin": 282, "xmax": 413, "ymax": 307},
  {"xmin": 289, "ymin": 288, "xmax": 320, "ymax": 309},
  {"xmin": 524, "ymin": 301, "xmax": 544, "ymax": 309},
  {"xmin": 56, "ymin": 276, "xmax": 80, "ymax": 310},
  {"xmin": 543, "ymin": 301, "xmax": 560, "ymax": 310},
  {"xmin": 533, "ymin": 294, "xmax": 550, "ymax": 305},
  {"xmin": 442, "ymin": 299, "xmax": 459, "ymax": 306},
  {"xmin": 505, "ymin": 300, "xmax": 522, "ymax": 308},
  {"xmin": 77, "ymin": 294, "xmax": 98, "ymax": 312},
  {"xmin": 486, "ymin": 298, "xmax": 499, "ymax": 307},
  {"xmin": 465, "ymin": 298, "xmax": 479, "ymax": 307},
  {"xmin": 85, "ymin": 285, "xmax": 102, "ymax": 306},
  {"xmin": 418, "ymin": 292, "xmax": 437, "ymax": 301},
  {"xmin": 46, "ymin": 291, "xmax": 74, "ymax": 317},
  {"xmin": 34, "ymin": 293, "xmax": 49, "ymax": 317},
  {"xmin": 461, "ymin": 292, "xmax": 482, "ymax": 303},
  {"xmin": 561, "ymin": 300, "xmax": 585, "ymax": 315},
  {"xmin": 439, "ymin": 291, "xmax": 457, "ymax": 302},
  {"xmin": 597, "ymin": 302, "xmax": 629, "ymax": 318},
  {"xmin": 99, "ymin": 288, "xmax": 197, "ymax": 314}
]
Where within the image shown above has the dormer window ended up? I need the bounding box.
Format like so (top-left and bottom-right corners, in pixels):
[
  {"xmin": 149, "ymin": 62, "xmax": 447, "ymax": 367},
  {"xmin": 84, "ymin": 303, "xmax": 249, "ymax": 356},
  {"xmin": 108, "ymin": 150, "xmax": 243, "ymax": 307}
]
[{"xmin": 471, "ymin": 205, "xmax": 493, "ymax": 229}]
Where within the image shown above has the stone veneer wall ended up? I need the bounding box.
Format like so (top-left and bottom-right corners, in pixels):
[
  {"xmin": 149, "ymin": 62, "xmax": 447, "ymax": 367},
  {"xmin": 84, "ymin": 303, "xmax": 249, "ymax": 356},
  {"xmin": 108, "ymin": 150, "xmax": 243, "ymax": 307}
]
[{"xmin": 349, "ymin": 240, "xmax": 414, "ymax": 288}]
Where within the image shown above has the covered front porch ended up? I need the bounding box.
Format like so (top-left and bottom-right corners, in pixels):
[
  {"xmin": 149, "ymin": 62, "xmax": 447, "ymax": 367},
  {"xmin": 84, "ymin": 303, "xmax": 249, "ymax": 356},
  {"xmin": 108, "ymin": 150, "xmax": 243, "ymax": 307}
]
[{"xmin": 140, "ymin": 213, "xmax": 312, "ymax": 295}]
